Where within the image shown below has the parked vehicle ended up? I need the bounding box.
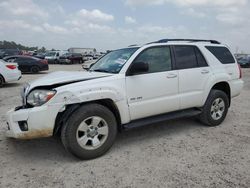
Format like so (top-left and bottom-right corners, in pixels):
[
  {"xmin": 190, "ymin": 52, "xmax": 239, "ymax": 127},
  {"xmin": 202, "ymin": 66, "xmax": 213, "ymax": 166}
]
[
  {"xmin": 82, "ymin": 60, "xmax": 96, "ymax": 70},
  {"xmin": 3, "ymin": 55, "xmax": 48, "ymax": 73},
  {"xmin": 6, "ymin": 39, "xmax": 243, "ymax": 160},
  {"xmin": 59, "ymin": 53, "xmax": 83, "ymax": 64},
  {"xmin": 0, "ymin": 49, "xmax": 21, "ymax": 59},
  {"xmin": 0, "ymin": 59, "xmax": 21, "ymax": 87},
  {"xmin": 238, "ymin": 57, "xmax": 250, "ymax": 68},
  {"xmin": 44, "ymin": 51, "xmax": 60, "ymax": 64},
  {"xmin": 83, "ymin": 54, "xmax": 94, "ymax": 61},
  {"xmin": 34, "ymin": 52, "xmax": 46, "ymax": 59}
]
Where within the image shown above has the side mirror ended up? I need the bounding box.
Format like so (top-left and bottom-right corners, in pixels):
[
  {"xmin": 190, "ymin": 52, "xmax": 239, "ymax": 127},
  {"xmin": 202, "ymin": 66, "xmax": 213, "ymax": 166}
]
[{"xmin": 127, "ymin": 62, "xmax": 149, "ymax": 76}]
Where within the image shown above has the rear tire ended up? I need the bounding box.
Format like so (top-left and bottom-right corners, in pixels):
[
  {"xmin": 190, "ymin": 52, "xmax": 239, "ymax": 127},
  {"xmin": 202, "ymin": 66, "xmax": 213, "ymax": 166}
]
[
  {"xmin": 199, "ymin": 89, "xmax": 229, "ymax": 126},
  {"xmin": 30, "ymin": 66, "xmax": 40, "ymax": 73},
  {"xmin": 0, "ymin": 75, "xmax": 4, "ymax": 87},
  {"xmin": 61, "ymin": 104, "xmax": 117, "ymax": 160}
]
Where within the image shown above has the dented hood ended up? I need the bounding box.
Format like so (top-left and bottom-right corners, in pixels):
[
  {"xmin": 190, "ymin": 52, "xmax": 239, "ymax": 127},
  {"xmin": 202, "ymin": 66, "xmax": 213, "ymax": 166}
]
[{"xmin": 28, "ymin": 71, "xmax": 112, "ymax": 90}]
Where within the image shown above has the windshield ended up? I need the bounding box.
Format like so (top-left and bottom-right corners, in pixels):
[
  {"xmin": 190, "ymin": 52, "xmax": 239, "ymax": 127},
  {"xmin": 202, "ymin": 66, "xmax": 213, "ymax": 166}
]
[
  {"xmin": 90, "ymin": 47, "xmax": 138, "ymax": 73},
  {"xmin": 46, "ymin": 52, "xmax": 56, "ymax": 56}
]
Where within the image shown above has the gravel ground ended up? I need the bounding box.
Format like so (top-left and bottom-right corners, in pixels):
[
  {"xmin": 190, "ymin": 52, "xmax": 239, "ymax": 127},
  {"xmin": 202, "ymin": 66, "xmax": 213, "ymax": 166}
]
[{"xmin": 0, "ymin": 65, "xmax": 249, "ymax": 188}]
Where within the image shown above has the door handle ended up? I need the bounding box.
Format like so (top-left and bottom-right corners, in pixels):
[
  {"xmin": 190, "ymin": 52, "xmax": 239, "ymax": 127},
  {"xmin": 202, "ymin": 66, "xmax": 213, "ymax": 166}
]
[
  {"xmin": 167, "ymin": 74, "xmax": 177, "ymax": 78},
  {"xmin": 201, "ymin": 70, "xmax": 209, "ymax": 74}
]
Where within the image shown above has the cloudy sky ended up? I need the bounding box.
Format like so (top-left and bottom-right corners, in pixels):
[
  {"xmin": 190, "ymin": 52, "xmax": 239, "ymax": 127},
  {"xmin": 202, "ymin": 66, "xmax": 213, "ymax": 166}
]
[{"xmin": 0, "ymin": 0, "xmax": 249, "ymax": 52}]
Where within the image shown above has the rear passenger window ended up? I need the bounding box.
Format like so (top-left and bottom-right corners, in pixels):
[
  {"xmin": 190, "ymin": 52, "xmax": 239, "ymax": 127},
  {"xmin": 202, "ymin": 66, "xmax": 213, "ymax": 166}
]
[
  {"xmin": 206, "ymin": 46, "xmax": 235, "ymax": 64},
  {"xmin": 194, "ymin": 47, "xmax": 208, "ymax": 67},
  {"xmin": 174, "ymin": 46, "xmax": 198, "ymax": 69}
]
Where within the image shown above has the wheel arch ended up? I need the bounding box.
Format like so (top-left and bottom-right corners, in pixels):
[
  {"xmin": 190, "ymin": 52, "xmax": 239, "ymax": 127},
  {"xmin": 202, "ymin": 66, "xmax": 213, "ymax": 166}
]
[
  {"xmin": 0, "ymin": 73, "xmax": 5, "ymax": 84},
  {"xmin": 53, "ymin": 98, "xmax": 122, "ymax": 136},
  {"xmin": 207, "ymin": 81, "xmax": 231, "ymax": 107}
]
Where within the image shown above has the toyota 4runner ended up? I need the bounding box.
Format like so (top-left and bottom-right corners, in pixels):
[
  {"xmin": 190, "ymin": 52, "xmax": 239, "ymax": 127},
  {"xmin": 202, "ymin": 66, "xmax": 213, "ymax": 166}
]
[{"xmin": 5, "ymin": 39, "xmax": 244, "ymax": 159}]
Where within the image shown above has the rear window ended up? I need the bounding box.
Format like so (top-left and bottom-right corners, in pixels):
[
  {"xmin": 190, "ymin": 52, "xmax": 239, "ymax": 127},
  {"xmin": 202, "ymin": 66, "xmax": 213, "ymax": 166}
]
[{"xmin": 206, "ymin": 46, "xmax": 235, "ymax": 64}]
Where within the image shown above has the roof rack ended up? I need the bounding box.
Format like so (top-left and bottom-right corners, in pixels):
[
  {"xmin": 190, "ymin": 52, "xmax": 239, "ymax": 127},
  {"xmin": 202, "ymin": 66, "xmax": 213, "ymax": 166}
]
[
  {"xmin": 128, "ymin": 44, "xmax": 139, "ymax": 47},
  {"xmin": 149, "ymin": 39, "xmax": 221, "ymax": 44}
]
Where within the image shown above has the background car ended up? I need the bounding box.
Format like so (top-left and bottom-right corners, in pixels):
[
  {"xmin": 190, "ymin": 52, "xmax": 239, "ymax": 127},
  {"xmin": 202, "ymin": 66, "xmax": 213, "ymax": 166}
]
[
  {"xmin": 83, "ymin": 54, "xmax": 94, "ymax": 61},
  {"xmin": 82, "ymin": 59, "xmax": 96, "ymax": 70},
  {"xmin": 0, "ymin": 59, "xmax": 21, "ymax": 87},
  {"xmin": 0, "ymin": 49, "xmax": 21, "ymax": 59},
  {"xmin": 238, "ymin": 57, "xmax": 250, "ymax": 68},
  {"xmin": 59, "ymin": 53, "xmax": 83, "ymax": 64},
  {"xmin": 3, "ymin": 55, "xmax": 49, "ymax": 73},
  {"xmin": 44, "ymin": 51, "xmax": 60, "ymax": 64},
  {"xmin": 34, "ymin": 52, "xmax": 46, "ymax": 59}
]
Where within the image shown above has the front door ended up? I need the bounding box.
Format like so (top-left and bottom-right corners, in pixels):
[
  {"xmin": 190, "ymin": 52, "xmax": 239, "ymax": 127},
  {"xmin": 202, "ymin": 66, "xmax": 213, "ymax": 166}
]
[{"xmin": 126, "ymin": 46, "xmax": 179, "ymax": 120}]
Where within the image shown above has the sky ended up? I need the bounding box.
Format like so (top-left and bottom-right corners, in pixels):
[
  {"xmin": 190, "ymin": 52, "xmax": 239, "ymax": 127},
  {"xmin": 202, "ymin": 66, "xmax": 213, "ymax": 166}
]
[{"xmin": 0, "ymin": 0, "xmax": 249, "ymax": 53}]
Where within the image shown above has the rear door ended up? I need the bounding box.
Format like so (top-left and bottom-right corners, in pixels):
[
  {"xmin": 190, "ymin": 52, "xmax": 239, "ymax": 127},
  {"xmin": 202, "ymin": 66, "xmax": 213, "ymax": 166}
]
[{"xmin": 173, "ymin": 45, "xmax": 212, "ymax": 109}]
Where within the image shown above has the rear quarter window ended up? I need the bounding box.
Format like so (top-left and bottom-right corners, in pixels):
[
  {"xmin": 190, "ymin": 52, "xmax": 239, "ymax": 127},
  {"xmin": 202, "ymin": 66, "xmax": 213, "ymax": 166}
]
[{"xmin": 206, "ymin": 46, "xmax": 235, "ymax": 64}]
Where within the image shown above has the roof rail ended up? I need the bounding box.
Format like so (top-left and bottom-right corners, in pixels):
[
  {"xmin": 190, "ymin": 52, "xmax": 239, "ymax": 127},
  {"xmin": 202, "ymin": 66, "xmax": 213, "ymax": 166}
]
[
  {"xmin": 149, "ymin": 39, "xmax": 221, "ymax": 44},
  {"xmin": 128, "ymin": 44, "xmax": 139, "ymax": 47}
]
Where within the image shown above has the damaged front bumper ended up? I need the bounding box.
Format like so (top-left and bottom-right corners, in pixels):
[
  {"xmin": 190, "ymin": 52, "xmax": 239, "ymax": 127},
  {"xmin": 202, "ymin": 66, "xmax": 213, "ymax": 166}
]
[{"xmin": 6, "ymin": 104, "xmax": 62, "ymax": 139}]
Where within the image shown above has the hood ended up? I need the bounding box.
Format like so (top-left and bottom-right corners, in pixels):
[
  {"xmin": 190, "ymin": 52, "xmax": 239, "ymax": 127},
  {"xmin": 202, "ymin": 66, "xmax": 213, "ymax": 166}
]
[{"xmin": 28, "ymin": 71, "xmax": 112, "ymax": 90}]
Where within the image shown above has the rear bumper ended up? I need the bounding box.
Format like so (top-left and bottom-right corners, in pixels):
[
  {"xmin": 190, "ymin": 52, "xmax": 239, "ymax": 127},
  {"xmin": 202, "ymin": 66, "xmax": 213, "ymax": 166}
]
[
  {"xmin": 5, "ymin": 70, "xmax": 22, "ymax": 83},
  {"xmin": 40, "ymin": 64, "xmax": 49, "ymax": 71},
  {"xmin": 230, "ymin": 79, "xmax": 244, "ymax": 98},
  {"xmin": 5, "ymin": 104, "xmax": 62, "ymax": 139}
]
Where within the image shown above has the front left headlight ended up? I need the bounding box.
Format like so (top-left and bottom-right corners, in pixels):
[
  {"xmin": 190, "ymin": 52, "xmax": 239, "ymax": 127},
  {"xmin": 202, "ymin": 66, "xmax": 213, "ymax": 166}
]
[{"xmin": 27, "ymin": 89, "xmax": 56, "ymax": 107}]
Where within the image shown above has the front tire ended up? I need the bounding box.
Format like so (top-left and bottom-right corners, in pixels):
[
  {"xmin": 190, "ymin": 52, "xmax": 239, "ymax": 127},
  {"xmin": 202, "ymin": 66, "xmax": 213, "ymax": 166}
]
[
  {"xmin": 199, "ymin": 89, "xmax": 229, "ymax": 126},
  {"xmin": 61, "ymin": 104, "xmax": 117, "ymax": 160}
]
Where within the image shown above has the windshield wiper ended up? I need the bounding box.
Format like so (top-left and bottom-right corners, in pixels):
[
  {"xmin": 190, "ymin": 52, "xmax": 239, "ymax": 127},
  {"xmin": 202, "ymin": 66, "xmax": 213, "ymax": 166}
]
[{"xmin": 91, "ymin": 69, "xmax": 111, "ymax": 73}]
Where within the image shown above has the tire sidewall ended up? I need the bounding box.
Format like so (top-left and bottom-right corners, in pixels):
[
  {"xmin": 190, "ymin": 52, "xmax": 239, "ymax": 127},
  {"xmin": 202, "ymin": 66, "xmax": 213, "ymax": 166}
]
[
  {"xmin": 0, "ymin": 75, "xmax": 4, "ymax": 87},
  {"xmin": 31, "ymin": 66, "xmax": 39, "ymax": 73},
  {"xmin": 203, "ymin": 90, "xmax": 229, "ymax": 126},
  {"xmin": 61, "ymin": 104, "xmax": 117, "ymax": 159}
]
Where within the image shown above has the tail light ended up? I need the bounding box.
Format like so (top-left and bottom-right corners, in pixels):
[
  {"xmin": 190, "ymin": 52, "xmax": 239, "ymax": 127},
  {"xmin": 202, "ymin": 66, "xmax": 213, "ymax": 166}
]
[
  {"xmin": 238, "ymin": 63, "xmax": 242, "ymax": 79},
  {"xmin": 6, "ymin": 65, "xmax": 16, "ymax": 70},
  {"xmin": 41, "ymin": 60, "xmax": 48, "ymax": 64}
]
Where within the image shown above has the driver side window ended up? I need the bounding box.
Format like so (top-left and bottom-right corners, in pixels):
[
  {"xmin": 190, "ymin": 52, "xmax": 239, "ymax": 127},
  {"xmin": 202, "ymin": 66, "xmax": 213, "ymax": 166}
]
[{"xmin": 133, "ymin": 46, "xmax": 172, "ymax": 74}]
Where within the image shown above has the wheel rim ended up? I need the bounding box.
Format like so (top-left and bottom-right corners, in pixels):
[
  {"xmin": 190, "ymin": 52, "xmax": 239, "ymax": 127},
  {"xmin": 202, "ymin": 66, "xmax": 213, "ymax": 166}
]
[
  {"xmin": 210, "ymin": 98, "xmax": 225, "ymax": 120},
  {"xmin": 76, "ymin": 116, "xmax": 109, "ymax": 150}
]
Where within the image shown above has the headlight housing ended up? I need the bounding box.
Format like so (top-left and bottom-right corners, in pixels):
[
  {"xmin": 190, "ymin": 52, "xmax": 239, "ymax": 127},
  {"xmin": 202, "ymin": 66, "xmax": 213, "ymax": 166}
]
[{"xmin": 27, "ymin": 89, "xmax": 56, "ymax": 106}]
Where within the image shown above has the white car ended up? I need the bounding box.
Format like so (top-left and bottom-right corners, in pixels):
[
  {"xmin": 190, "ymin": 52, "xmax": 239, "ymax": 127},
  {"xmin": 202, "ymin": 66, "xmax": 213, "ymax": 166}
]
[
  {"xmin": 83, "ymin": 55, "xmax": 94, "ymax": 61},
  {"xmin": 82, "ymin": 59, "xmax": 96, "ymax": 70},
  {"xmin": 0, "ymin": 59, "xmax": 21, "ymax": 86},
  {"xmin": 6, "ymin": 39, "xmax": 243, "ymax": 159}
]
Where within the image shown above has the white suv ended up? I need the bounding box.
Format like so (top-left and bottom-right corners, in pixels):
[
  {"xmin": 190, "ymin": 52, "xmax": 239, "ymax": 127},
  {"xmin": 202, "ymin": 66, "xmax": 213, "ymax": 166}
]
[{"xmin": 5, "ymin": 39, "xmax": 243, "ymax": 159}]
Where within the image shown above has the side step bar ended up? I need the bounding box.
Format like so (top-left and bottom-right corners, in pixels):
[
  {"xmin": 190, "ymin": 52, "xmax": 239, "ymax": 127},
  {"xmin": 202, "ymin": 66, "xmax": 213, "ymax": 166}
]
[{"xmin": 122, "ymin": 108, "xmax": 202, "ymax": 130}]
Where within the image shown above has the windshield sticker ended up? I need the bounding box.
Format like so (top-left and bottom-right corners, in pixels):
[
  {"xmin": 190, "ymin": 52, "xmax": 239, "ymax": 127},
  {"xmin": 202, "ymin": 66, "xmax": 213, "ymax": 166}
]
[{"xmin": 115, "ymin": 58, "xmax": 127, "ymax": 65}]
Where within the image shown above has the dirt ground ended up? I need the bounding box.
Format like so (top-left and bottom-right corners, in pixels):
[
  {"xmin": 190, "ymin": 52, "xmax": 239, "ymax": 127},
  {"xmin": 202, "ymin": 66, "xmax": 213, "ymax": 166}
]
[{"xmin": 0, "ymin": 65, "xmax": 249, "ymax": 188}]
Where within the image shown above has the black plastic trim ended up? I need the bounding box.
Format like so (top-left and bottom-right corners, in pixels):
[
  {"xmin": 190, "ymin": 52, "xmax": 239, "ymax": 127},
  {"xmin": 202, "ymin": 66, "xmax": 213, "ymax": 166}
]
[
  {"xmin": 122, "ymin": 108, "xmax": 202, "ymax": 130},
  {"xmin": 149, "ymin": 39, "xmax": 220, "ymax": 44}
]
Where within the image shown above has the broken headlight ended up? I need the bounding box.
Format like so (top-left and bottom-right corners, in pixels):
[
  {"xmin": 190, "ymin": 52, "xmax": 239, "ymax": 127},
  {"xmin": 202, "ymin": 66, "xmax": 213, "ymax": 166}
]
[{"xmin": 27, "ymin": 89, "xmax": 56, "ymax": 106}]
